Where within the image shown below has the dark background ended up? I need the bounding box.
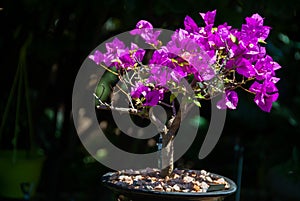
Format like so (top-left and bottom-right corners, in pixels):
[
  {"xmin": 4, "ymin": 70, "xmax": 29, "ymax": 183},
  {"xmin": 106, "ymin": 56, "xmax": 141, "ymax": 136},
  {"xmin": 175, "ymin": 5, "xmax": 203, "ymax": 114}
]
[{"xmin": 0, "ymin": 0, "xmax": 299, "ymax": 201}]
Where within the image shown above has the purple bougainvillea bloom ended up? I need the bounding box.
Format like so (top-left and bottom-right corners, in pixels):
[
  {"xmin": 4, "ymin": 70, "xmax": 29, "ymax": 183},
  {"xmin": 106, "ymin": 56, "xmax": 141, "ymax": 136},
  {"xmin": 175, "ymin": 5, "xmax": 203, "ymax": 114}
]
[
  {"xmin": 144, "ymin": 89, "xmax": 164, "ymax": 106},
  {"xmin": 89, "ymin": 50, "xmax": 104, "ymax": 65},
  {"xmin": 147, "ymin": 64, "xmax": 171, "ymax": 86},
  {"xmin": 130, "ymin": 43, "xmax": 146, "ymax": 62},
  {"xmin": 104, "ymin": 37, "xmax": 129, "ymax": 67},
  {"xmin": 200, "ymin": 10, "xmax": 217, "ymax": 26},
  {"xmin": 217, "ymin": 90, "xmax": 238, "ymax": 110},
  {"xmin": 226, "ymin": 90, "xmax": 239, "ymax": 109},
  {"xmin": 184, "ymin": 16, "xmax": 199, "ymax": 33},
  {"xmin": 106, "ymin": 37, "xmax": 126, "ymax": 53},
  {"xmin": 165, "ymin": 28, "xmax": 215, "ymax": 81},
  {"xmin": 149, "ymin": 49, "xmax": 174, "ymax": 69},
  {"xmin": 131, "ymin": 82, "xmax": 164, "ymax": 107},
  {"xmin": 249, "ymin": 80, "xmax": 279, "ymax": 112},
  {"xmin": 147, "ymin": 62, "xmax": 187, "ymax": 86},
  {"xmin": 247, "ymin": 14, "xmax": 264, "ymax": 26},
  {"xmin": 134, "ymin": 49, "xmax": 145, "ymax": 62},
  {"xmin": 170, "ymin": 66, "xmax": 187, "ymax": 83},
  {"xmin": 241, "ymin": 13, "xmax": 271, "ymax": 42},
  {"xmin": 254, "ymin": 55, "xmax": 281, "ymax": 80},
  {"xmin": 142, "ymin": 30, "xmax": 161, "ymax": 45},
  {"xmin": 149, "ymin": 48, "xmax": 190, "ymax": 82},
  {"xmin": 167, "ymin": 29, "xmax": 190, "ymax": 55},
  {"xmin": 130, "ymin": 20, "xmax": 161, "ymax": 45},
  {"xmin": 89, "ymin": 37, "xmax": 129, "ymax": 67},
  {"xmin": 133, "ymin": 20, "xmax": 153, "ymax": 30},
  {"xmin": 269, "ymin": 76, "xmax": 280, "ymax": 84},
  {"xmin": 188, "ymin": 56, "xmax": 215, "ymax": 81},
  {"xmin": 244, "ymin": 39, "xmax": 260, "ymax": 56},
  {"xmin": 235, "ymin": 58, "xmax": 256, "ymax": 78},
  {"xmin": 216, "ymin": 23, "xmax": 232, "ymax": 40},
  {"xmin": 130, "ymin": 83, "xmax": 150, "ymax": 99},
  {"xmin": 119, "ymin": 48, "xmax": 145, "ymax": 69},
  {"xmin": 119, "ymin": 54, "xmax": 134, "ymax": 69}
]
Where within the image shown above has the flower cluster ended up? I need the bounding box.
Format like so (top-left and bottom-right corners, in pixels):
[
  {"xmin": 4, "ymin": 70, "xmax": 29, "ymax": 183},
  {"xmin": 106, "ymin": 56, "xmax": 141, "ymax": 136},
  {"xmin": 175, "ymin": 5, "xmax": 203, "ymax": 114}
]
[{"xmin": 89, "ymin": 10, "xmax": 281, "ymax": 112}]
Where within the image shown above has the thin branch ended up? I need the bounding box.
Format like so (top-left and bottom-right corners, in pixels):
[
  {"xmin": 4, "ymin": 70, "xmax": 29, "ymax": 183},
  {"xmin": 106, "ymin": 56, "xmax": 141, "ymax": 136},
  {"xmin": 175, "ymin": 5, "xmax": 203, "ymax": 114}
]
[
  {"xmin": 96, "ymin": 102, "xmax": 149, "ymax": 119},
  {"xmin": 115, "ymin": 84, "xmax": 135, "ymax": 109},
  {"xmin": 123, "ymin": 69, "xmax": 135, "ymax": 87},
  {"xmin": 238, "ymin": 85, "xmax": 256, "ymax": 95},
  {"xmin": 149, "ymin": 107, "xmax": 167, "ymax": 133},
  {"xmin": 100, "ymin": 63, "xmax": 118, "ymax": 76},
  {"xmin": 172, "ymin": 101, "xmax": 176, "ymax": 117},
  {"xmin": 159, "ymin": 101, "xmax": 173, "ymax": 109}
]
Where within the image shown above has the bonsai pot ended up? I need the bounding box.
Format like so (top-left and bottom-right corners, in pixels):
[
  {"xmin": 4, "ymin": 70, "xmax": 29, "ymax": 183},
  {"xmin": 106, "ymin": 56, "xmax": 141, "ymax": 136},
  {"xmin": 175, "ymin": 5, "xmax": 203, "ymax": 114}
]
[{"xmin": 101, "ymin": 168, "xmax": 237, "ymax": 201}]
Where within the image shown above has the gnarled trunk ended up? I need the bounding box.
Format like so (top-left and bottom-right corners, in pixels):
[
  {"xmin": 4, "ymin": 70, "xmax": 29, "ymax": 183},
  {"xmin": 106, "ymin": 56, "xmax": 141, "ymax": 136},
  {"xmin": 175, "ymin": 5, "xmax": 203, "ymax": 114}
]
[
  {"xmin": 160, "ymin": 130, "xmax": 174, "ymax": 177},
  {"xmin": 160, "ymin": 111, "xmax": 181, "ymax": 178}
]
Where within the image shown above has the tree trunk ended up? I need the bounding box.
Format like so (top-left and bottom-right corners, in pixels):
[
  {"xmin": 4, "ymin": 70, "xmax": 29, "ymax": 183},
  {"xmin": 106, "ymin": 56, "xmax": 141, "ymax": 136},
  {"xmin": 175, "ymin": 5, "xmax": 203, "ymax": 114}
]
[
  {"xmin": 160, "ymin": 111, "xmax": 181, "ymax": 178},
  {"xmin": 160, "ymin": 130, "xmax": 174, "ymax": 177}
]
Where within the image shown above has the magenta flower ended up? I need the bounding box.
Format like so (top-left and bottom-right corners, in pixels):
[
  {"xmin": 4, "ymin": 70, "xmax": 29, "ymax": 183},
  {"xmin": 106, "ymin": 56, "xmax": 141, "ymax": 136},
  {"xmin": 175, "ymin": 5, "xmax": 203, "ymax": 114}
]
[
  {"xmin": 216, "ymin": 23, "xmax": 232, "ymax": 40},
  {"xmin": 98, "ymin": 37, "xmax": 129, "ymax": 67},
  {"xmin": 149, "ymin": 49, "xmax": 172, "ymax": 68},
  {"xmin": 244, "ymin": 39, "xmax": 261, "ymax": 56},
  {"xmin": 188, "ymin": 56, "xmax": 215, "ymax": 81},
  {"xmin": 166, "ymin": 29, "xmax": 214, "ymax": 81},
  {"xmin": 235, "ymin": 58, "xmax": 256, "ymax": 78},
  {"xmin": 89, "ymin": 50, "xmax": 104, "ymax": 65},
  {"xmin": 88, "ymin": 38, "xmax": 129, "ymax": 67},
  {"xmin": 249, "ymin": 80, "xmax": 279, "ymax": 112},
  {"xmin": 147, "ymin": 64, "xmax": 171, "ymax": 86},
  {"xmin": 241, "ymin": 14, "xmax": 271, "ymax": 42},
  {"xmin": 144, "ymin": 89, "xmax": 164, "ymax": 106},
  {"xmin": 106, "ymin": 37, "xmax": 126, "ymax": 53},
  {"xmin": 184, "ymin": 16, "xmax": 199, "ymax": 33},
  {"xmin": 119, "ymin": 48, "xmax": 145, "ymax": 69},
  {"xmin": 130, "ymin": 82, "xmax": 164, "ymax": 107},
  {"xmin": 147, "ymin": 63, "xmax": 187, "ymax": 86},
  {"xmin": 130, "ymin": 83, "xmax": 150, "ymax": 99},
  {"xmin": 167, "ymin": 29, "xmax": 194, "ymax": 55},
  {"xmin": 134, "ymin": 20, "xmax": 153, "ymax": 29},
  {"xmin": 217, "ymin": 90, "xmax": 239, "ymax": 110},
  {"xmin": 149, "ymin": 49, "xmax": 190, "ymax": 83},
  {"xmin": 254, "ymin": 55, "xmax": 281, "ymax": 80},
  {"xmin": 200, "ymin": 10, "xmax": 217, "ymax": 26},
  {"xmin": 130, "ymin": 20, "xmax": 161, "ymax": 46}
]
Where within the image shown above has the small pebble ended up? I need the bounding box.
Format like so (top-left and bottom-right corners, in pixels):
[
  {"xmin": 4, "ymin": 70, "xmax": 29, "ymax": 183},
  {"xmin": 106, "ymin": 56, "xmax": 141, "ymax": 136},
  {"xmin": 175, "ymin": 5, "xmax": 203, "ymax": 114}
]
[
  {"xmin": 205, "ymin": 176, "xmax": 213, "ymax": 183},
  {"xmin": 154, "ymin": 184, "xmax": 164, "ymax": 191},
  {"xmin": 193, "ymin": 184, "xmax": 200, "ymax": 192},
  {"xmin": 173, "ymin": 184, "xmax": 181, "ymax": 191}
]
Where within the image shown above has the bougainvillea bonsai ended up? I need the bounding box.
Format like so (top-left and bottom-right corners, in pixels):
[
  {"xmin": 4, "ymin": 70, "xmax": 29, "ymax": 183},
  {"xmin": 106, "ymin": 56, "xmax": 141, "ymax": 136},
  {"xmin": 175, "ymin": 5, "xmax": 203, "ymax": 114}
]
[{"xmin": 89, "ymin": 10, "xmax": 281, "ymax": 178}]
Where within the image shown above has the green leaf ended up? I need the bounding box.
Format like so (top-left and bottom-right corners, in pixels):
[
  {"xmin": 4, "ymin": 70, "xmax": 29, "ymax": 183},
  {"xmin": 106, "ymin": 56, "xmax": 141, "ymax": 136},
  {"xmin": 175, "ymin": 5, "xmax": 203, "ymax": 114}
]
[
  {"xmin": 195, "ymin": 93, "xmax": 205, "ymax": 99},
  {"xmin": 258, "ymin": 38, "xmax": 267, "ymax": 44},
  {"xmin": 230, "ymin": 33, "xmax": 238, "ymax": 44},
  {"xmin": 187, "ymin": 74, "xmax": 194, "ymax": 83},
  {"xmin": 170, "ymin": 93, "xmax": 178, "ymax": 103},
  {"xmin": 193, "ymin": 99, "xmax": 201, "ymax": 107}
]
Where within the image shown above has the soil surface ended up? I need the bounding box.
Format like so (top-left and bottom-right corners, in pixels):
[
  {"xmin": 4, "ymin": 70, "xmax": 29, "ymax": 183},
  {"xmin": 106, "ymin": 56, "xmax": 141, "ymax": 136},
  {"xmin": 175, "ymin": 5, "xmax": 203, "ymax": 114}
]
[{"xmin": 103, "ymin": 168, "xmax": 230, "ymax": 193}]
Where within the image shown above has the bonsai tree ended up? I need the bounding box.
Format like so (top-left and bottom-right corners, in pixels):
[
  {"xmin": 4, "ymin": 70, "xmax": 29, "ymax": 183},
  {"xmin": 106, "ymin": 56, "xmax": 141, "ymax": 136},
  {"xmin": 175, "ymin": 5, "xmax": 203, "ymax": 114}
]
[{"xmin": 89, "ymin": 10, "xmax": 281, "ymax": 177}]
